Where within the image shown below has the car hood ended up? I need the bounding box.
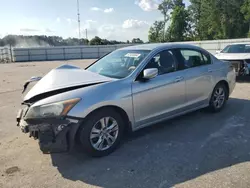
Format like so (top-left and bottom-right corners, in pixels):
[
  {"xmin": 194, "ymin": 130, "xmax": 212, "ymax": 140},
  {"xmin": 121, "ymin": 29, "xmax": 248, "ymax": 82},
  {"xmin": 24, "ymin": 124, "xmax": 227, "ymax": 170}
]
[
  {"xmin": 215, "ymin": 53, "xmax": 250, "ymax": 60},
  {"xmin": 24, "ymin": 64, "xmax": 115, "ymax": 102}
]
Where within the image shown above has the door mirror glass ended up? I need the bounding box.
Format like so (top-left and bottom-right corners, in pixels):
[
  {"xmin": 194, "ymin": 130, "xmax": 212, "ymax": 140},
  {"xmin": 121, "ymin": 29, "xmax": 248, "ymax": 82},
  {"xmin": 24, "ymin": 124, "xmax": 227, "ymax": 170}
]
[{"xmin": 143, "ymin": 68, "xmax": 158, "ymax": 79}]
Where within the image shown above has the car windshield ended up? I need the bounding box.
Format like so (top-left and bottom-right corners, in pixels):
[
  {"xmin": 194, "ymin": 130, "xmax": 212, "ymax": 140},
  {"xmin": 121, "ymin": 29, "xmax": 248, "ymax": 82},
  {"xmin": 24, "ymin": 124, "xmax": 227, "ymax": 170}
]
[
  {"xmin": 221, "ymin": 44, "xmax": 250, "ymax": 53},
  {"xmin": 86, "ymin": 49, "xmax": 151, "ymax": 79}
]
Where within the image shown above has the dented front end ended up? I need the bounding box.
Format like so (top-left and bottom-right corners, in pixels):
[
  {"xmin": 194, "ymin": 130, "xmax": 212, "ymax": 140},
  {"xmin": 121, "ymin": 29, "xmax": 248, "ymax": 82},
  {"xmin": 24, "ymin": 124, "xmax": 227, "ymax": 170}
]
[
  {"xmin": 17, "ymin": 104, "xmax": 82, "ymax": 153},
  {"xmin": 16, "ymin": 64, "xmax": 114, "ymax": 153}
]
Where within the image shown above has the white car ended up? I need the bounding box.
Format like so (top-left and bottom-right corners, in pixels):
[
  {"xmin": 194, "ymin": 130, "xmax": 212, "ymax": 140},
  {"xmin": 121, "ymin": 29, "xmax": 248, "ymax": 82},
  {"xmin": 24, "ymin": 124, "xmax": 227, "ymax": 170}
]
[{"xmin": 215, "ymin": 43, "xmax": 250, "ymax": 76}]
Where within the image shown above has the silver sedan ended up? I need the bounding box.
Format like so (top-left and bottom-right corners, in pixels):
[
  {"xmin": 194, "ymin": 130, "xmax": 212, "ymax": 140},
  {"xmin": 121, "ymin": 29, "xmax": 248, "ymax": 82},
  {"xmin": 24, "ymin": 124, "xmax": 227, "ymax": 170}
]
[{"xmin": 16, "ymin": 43, "xmax": 236, "ymax": 157}]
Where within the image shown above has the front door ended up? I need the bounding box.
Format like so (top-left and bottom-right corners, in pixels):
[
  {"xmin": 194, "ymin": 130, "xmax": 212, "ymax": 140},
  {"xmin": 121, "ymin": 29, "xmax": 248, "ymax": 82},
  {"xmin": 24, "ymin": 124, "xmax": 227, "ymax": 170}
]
[{"xmin": 132, "ymin": 49, "xmax": 186, "ymax": 128}]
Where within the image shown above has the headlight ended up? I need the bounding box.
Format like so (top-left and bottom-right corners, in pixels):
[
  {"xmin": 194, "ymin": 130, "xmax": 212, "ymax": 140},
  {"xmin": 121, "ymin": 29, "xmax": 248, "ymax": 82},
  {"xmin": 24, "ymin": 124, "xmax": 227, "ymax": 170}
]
[{"xmin": 25, "ymin": 98, "xmax": 81, "ymax": 119}]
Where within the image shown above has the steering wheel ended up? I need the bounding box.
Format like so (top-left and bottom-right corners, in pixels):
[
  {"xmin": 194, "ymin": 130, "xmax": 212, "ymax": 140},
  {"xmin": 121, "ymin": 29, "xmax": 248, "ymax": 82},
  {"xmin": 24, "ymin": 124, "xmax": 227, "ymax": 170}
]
[
  {"xmin": 128, "ymin": 66, "xmax": 136, "ymax": 72},
  {"xmin": 98, "ymin": 63, "xmax": 114, "ymax": 74}
]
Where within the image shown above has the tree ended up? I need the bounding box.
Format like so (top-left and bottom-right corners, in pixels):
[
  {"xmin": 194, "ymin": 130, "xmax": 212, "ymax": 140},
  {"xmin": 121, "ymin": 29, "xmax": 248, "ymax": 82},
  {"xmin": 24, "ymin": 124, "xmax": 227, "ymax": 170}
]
[
  {"xmin": 131, "ymin": 38, "xmax": 144, "ymax": 44},
  {"xmin": 215, "ymin": 0, "xmax": 247, "ymax": 39},
  {"xmin": 0, "ymin": 35, "xmax": 128, "ymax": 47},
  {"xmin": 241, "ymin": 0, "xmax": 250, "ymax": 37},
  {"xmin": 2, "ymin": 35, "xmax": 16, "ymax": 46},
  {"xmin": 89, "ymin": 36, "xmax": 102, "ymax": 45},
  {"xmin": 0, "ymin": 39, "xmax": 3, "ymax": 46},
  {"xmin": 79, "ymin": 39, "xmax": 89, "ymax": 45},
  {"xmin": 188, "ymin": 0, "xmax": 202, "ymax": 40},
  {"xmin": 148, "ymin": 21, "xmax": 165, "ymax": 42},
  {"xmin": 188, "ymin": 0, "xmax": 248, "ymax": 40},
  {"xmin": 166, "ymin": 0, "xmax": 189, "ymax": 41},
  {"xmin": 198, "ymin": 0, "xmax": 218, "ymax": 40},
  {"xmin": 100, "ymin": 39, "xmax": 109, "ymax": 45},
  {"xmin": 158, "ymin": 0, "xmax": 174, "ymax": 41}
]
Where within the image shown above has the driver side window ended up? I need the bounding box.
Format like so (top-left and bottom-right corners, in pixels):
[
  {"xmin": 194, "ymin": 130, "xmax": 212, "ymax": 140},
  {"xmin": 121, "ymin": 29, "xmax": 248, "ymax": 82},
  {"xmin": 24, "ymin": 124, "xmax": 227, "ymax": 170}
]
[{"xmin": 145, "ymin": 50, "xmax": 176, "ymax": 75}]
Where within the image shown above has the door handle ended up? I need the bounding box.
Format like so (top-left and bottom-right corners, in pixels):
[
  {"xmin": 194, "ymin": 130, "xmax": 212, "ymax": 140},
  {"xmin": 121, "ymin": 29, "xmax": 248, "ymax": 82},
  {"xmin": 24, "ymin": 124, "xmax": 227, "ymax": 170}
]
[
  {"xmin": 175, "ymin": 76, "xmax": 184, "ymax": 82},
  {"xmin": 208, "ymin": 69, "xmax": 213, "ymax": 73}
]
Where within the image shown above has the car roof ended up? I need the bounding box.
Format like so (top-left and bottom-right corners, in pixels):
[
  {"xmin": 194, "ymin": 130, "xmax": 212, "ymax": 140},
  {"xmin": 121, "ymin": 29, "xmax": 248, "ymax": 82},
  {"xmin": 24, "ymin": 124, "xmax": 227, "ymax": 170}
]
[
  {"xmin": 226, "ymin": 43, "xmax": 250, "ymax": 45},
  {"xmin": 118, "ymin": 43, "xmax": 203, "ymax": 51}
]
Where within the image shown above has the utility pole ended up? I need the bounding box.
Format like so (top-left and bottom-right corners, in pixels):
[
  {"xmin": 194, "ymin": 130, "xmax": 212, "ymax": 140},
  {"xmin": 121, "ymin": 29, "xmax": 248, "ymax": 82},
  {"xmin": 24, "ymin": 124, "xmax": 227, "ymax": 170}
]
[
  {"xmin": 77, "ymin": 0, "xmax": 81, "ymax": 39},
  {"xmin": 85, "ymin": 29, "xmax": 88, "ymax": 40}
]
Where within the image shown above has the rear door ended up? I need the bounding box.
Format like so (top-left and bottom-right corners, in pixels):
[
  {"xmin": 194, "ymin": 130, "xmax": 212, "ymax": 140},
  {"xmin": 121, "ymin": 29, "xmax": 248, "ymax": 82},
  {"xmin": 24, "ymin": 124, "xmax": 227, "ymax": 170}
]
[{"xmin": 175, "ymin": 48, "xmax": 214, "ymax": 107}]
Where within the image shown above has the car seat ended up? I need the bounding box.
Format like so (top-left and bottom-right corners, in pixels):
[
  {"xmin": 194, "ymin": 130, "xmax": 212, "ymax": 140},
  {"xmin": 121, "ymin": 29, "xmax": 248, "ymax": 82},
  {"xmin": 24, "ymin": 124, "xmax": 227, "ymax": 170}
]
[
  {"xmin": 159, "ymin": 51, "xmax": 175, "ymax": 73},
  {"xmin": 188, "ymin": 56, "xmax": 202, "ymax": 67}
]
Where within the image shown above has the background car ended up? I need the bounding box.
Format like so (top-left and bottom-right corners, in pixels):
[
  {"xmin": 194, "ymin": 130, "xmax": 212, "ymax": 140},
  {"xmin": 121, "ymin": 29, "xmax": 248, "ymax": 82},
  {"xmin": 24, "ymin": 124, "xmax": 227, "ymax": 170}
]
[
  {"xmin": 17, "ymin": 43, "xmax": 236, "ymax": 157},
  {"xmin": 215, "ymin": 43, "xmax": 250, "ymax": 76}
]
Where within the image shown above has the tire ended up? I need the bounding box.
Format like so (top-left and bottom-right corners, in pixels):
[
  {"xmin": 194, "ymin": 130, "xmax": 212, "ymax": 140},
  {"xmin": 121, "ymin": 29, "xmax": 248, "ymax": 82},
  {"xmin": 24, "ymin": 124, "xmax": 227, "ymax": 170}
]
[
  {"xmin": 208, "ymin": 83, "xmax": 228, "ymax": 113},
  {"xmin": 77, "ymin": 108, "xmax": 125, "ymax": 157}
]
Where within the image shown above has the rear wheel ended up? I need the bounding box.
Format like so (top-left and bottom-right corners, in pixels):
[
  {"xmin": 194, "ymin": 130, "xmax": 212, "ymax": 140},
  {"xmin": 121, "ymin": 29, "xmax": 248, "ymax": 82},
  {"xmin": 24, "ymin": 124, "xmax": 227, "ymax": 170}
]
[
  {"xmin": 78, "ymin": 108, "xmax": 125, "ymax": 157},
  {"xmin": 208, "ymin": 83, "xmax": 228, "ymax": 112}
]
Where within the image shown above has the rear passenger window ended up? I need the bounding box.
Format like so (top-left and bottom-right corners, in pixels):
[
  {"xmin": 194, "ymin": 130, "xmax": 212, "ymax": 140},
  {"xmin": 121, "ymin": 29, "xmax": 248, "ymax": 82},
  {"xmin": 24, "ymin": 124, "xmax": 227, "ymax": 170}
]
[{"xmin": 180, "ymin": 49, "xmax": 211, "ymax": 68}]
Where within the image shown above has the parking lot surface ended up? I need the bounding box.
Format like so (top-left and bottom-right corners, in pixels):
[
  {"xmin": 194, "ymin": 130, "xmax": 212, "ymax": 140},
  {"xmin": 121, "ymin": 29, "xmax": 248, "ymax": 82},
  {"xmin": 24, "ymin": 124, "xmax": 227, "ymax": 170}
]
[{"xmin": 0, "ymin": 60, "xmax": 250, "ymax": 188}]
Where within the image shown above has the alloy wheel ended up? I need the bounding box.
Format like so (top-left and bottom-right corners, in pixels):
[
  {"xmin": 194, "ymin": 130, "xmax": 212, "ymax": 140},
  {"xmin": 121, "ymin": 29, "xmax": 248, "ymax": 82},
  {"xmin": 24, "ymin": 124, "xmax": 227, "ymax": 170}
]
[
  {"xmin": 213, "ymin": 87, "xmax": 225, "ymax": 109},
  {"xmin": 90, "ymin": 117, "xmax": 119, "ymax": 151}
]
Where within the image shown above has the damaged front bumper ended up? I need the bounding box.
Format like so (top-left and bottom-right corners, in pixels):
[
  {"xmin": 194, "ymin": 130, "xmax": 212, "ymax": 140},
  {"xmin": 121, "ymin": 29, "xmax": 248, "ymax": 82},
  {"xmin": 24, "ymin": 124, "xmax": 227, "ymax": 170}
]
[{"xmin": 17, "ymin": 106, "xmax": 82, "ymax": 153}]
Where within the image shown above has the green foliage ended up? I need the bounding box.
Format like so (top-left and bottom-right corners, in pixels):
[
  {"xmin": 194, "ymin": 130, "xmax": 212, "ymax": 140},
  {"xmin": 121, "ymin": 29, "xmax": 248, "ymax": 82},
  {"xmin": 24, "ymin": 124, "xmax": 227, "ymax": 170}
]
[
  {"xmin": 158, "ymin": 0, "xmax": 173, "ymax": 22},
  {"xmin": 89, "ymin": 36, "xmax": 102, "ymax": 45},
  {"xmin": 188, "ymin": 0, "xmax": 202, "ymax": 39},
  {"xmin": 241, "ymin": 0, "xmax": 250, "ymax": 37},
  {"xmin": 158, "ymin": 0, "xmax": 174, "ymax": 41},
  {"xmin": 131, "ymin": 38, "xmax": 144, "ymax": 44},
  {"xmin": 167, "ymin": 1, "xmax": 189, "ymax": 41},
  {"xmin": 199, "ymin": 0, "xmax": 221, "ymax": 40},
  {"xmin": 148, "ymin": 21, "xmax": 165, "ymax": 42},
  {"xmin": 149, "ymin": 0, "xmax": 250, "ymax": 42},
  {"xmin": 241, "ymin": 0, "xmax": 250, "ymax": 21},
  {"xmin": 0, "ymin": 35, "xmax": 128, "ymax": 47}
]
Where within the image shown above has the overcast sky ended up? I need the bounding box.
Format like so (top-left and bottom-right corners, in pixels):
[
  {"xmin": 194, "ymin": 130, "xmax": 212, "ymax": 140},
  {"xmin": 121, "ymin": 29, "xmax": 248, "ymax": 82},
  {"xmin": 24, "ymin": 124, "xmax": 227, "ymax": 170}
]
[{"xmin": 0, "ymin": 0, "xmax": 190, "ymax": 41}]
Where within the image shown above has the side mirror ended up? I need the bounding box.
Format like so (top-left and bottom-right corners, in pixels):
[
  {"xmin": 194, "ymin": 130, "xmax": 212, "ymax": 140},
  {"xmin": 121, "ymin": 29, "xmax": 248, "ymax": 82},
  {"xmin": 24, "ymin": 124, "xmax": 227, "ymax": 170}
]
[{"xmin": 143, "ymin": 68, "xmax": 158, "ymax": 80}]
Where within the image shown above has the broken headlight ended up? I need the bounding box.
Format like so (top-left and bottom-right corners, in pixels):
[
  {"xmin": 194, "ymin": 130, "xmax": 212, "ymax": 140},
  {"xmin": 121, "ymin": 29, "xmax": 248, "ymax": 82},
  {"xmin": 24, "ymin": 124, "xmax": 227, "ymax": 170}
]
[{"xmin": 25, "ymin": 98, "xmax": 81, "ymax": 119}]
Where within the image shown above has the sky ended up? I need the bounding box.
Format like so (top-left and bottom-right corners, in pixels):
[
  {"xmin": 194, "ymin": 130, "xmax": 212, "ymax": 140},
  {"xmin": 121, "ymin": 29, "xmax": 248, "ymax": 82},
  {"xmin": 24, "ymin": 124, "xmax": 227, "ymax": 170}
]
[{"xmin": 0, "ymin": 0, "xmax": 190, "ymax": 42}]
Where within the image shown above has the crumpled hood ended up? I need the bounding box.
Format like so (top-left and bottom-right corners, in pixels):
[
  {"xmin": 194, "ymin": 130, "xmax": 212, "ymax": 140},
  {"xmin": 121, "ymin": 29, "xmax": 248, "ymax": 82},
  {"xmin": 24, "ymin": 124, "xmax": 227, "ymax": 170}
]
[
  {"xmin": 215, "ymin": 53, "xmax": 250, "ymax": 60},
  {"xmin": 24, "ymin": 64, "xmax": 114, "ymax": 102}
]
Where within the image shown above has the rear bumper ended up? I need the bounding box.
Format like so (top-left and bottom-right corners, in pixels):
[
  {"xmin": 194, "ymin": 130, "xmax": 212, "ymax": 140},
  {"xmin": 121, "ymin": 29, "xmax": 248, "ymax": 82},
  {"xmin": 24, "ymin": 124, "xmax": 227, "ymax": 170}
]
[{"xmin": 17, "ymin": 109, "xmax": 82, "ymax": 153}]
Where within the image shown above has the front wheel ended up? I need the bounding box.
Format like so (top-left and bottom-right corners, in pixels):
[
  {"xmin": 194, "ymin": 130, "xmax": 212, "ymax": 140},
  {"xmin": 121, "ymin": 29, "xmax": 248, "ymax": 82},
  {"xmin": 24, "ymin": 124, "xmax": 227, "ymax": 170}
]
[
  {"xmin": 208, "ymin": 83, "xmax": 228, "ymax": 112},
  {"xmin": 77, "ymin": 108, "xmax": 125, "ymax": 157}
]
